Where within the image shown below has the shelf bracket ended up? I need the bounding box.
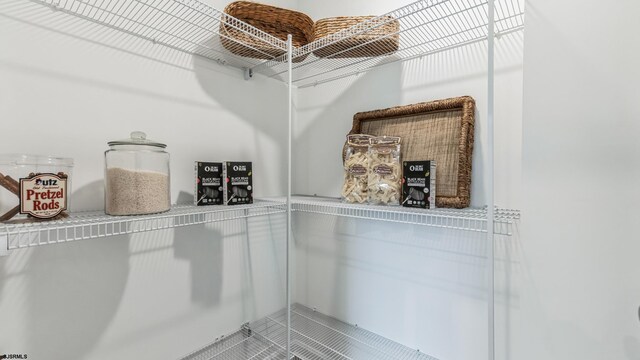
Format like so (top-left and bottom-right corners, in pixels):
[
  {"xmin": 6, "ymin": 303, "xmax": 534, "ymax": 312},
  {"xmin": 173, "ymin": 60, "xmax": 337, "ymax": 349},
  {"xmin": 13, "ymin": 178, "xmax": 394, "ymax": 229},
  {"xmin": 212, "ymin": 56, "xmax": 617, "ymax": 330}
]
[
  {"xmin": 241, "ymin": 322, "xmax": 252, "ymax": 337},
  {"xmin": 243, "ymin": 68, "xmax": 253, "ymax": 81},
  {"xmin": 0, "ymin": 234, "xmax": 8, "ymax": 257}
]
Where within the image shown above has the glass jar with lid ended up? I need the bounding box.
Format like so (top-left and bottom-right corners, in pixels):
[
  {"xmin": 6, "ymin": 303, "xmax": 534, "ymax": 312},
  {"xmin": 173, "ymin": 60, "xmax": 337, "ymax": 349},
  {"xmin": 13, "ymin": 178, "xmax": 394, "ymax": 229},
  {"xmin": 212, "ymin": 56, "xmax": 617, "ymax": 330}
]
[{"xmin": 105, "ymin": 131, "xmax": 170, "ymax": 216}]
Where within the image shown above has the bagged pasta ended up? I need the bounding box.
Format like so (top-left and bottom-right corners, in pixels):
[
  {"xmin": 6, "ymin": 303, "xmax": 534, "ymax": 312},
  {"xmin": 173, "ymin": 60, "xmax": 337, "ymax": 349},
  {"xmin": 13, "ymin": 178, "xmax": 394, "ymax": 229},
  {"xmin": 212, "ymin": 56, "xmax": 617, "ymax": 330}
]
[
  {"xmin": 368, "ymin": 136, "xmax": 401, "ymax": 205},
  {"xmin": 342, "ymin": 134, "xmax": 373, "ymax": 203}
]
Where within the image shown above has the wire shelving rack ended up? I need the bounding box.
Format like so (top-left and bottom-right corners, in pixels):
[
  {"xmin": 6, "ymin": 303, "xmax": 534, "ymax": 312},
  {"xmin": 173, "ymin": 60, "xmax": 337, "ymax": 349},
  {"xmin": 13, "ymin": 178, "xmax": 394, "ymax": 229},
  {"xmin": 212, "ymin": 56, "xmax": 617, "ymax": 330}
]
[
  {"xmin": 263, "ymin": 0, "xmax": 524, "ymax": 87},
  {"xmin": 0, "ymin": 200, "xmax": 286, "ymax": 251},
  {"xmin": 292, "ymin": 196, "xmax": 519, "ymax": 236},
  {"xmin": 0, "ymin": 196, "xmax": 519, "ymax": 253},
  {"xmin": 33, "ymin": 0, "xmax": 524, "ymax": 85},
  {"xmin": 181, "ymin": 304, "xmax": 438, "ymax": 360}
]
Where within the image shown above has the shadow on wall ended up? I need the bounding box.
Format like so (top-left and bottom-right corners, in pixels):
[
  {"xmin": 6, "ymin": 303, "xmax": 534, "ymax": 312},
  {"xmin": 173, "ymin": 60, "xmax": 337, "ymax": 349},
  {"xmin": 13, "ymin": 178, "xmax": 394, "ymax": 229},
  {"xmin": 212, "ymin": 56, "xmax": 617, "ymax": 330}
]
[
  {"xmin": 0, "ymin": 1, "xmax": 234, "ymax": 110},
  {"xmin": 292, "ymin": 62, "xmax": 403, "ymax": 195},
  {"xmin": 173, "ymin": 223, "xmax": 223, "ymax": 307},
  {"xmin": 191, "ymin": 47, "xmax": 289, "ymax": 196},
  {"xmin": 25, "ymin": 235, "xmax": 129, "ymax": 359},
  {"xmin": 72, "ymin": 180, "xmax": 104, "ymax": 212},
  {"xmin": 294, "ymin": 212, "xmax": 498, "ymax": 301},
  {"xmin": 293, "ymin": 32, "xmax": 524, "ymax": 203},
  {"xmin": 191, "ymin": 54, "xmax": 287, "ymax": 131}
]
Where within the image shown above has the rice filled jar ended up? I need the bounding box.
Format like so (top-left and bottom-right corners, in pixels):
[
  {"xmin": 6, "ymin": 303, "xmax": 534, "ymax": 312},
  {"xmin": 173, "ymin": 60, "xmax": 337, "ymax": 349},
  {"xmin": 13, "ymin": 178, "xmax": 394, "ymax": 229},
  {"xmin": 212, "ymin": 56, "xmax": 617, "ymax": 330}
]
[{"xmin": 105, "ymin": 132, "xmax": 170, "ymax": 215}]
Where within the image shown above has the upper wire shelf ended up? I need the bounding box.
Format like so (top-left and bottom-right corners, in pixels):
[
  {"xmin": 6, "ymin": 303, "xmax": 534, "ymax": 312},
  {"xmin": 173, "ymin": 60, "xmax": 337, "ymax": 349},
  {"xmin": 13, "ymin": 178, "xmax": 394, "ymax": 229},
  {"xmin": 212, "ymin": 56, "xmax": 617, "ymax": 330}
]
[
  {"xmin": 33, "ymin": 0, "xmax": 523, "ymax": 86},
  {"xmin": 260, "ymin": 0, "xmax": 525, "ymax": 87},
  {"xmin": 37, "ymin": 0, "xmax": 287, "ymax": 71}
]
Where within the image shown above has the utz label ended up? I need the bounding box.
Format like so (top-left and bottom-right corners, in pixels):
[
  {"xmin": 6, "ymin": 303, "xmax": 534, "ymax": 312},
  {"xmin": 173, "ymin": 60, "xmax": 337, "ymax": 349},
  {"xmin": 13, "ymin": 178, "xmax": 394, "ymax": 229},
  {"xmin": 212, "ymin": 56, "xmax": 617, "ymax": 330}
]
[{"xmin": 20, "ymin": 173, "xmax": 68, "ymax": 218}]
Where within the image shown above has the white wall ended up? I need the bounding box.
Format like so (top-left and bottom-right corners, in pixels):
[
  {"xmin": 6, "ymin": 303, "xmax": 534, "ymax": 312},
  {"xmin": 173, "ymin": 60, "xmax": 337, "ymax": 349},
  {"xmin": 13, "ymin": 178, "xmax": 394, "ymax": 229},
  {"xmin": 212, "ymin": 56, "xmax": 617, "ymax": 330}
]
[
  {"xmin": 0, "ymin": 0, "xmax": 291, "ymax": 358},
  {"xmin": 292, "ymin": 1, "xmax": 523, "ymax": 359},
  {"xmin": 497, "ymin": 1, "xmax": 640, "ymax": 360},
  {"xmin": 293, "ymin": 213, "xmax": 496, "ymax": 360}
]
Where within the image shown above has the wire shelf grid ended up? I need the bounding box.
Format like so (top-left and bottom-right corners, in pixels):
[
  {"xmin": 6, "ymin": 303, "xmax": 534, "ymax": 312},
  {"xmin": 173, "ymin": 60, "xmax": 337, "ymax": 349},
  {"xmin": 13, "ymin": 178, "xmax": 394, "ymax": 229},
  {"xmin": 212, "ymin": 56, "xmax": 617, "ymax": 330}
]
[
  {"xmin": 292, "ymin": 196, "xmax": 519, "ymax": 236},
  {"xmin": 1, "ymin": 200, "xmax": 286, "ymax": 250},
  {"xmin": 31, "ymin": 0, "xmax": 523, "ymax": 85},
  {"xmin": 259, "ymin": 0, "xmax": 524, "ymax": 87},
  {"xmin": 180, "ymin": 304, "xmax": 436, "ymax": 360},
  {"xmin": 0, "ymin": 196, "xmax": 518, "ymax": 252},
  {"xmin": 36, "ymin": 0, "xmax": 287, "ymax": 71},
  {"xmin": 179, "ymin": 330, "xmax": 288, "ymax": 360}
]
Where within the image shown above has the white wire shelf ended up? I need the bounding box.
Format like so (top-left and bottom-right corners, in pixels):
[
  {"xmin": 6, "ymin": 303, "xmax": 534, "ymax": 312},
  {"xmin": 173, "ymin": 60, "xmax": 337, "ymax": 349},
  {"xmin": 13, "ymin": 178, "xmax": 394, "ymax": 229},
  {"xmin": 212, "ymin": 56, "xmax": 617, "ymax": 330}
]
[
  {"xmin": 180, "ymin": 304, "xmax": 437, "ymax": 360},
  {"xmin": 260, "ymin": 0, "xmax": 525, "ymax": 87},
  {"xmin": 35, "ymin": 0, "xmax": 287, "ymax": 72},
  {"xmin": 178, "ymin": 328, "xmax": 288, "ymax": 360},
  {"xmin": 0, "ymin": 200, "xmax": 286, "ymax": 251},
  {"xmin": 32, "ymin": 0, "xmax": 523, "ymax": 86},
  {"xmin": 291, "ymin": 196, "xmax": 519, "ymax": 236}
]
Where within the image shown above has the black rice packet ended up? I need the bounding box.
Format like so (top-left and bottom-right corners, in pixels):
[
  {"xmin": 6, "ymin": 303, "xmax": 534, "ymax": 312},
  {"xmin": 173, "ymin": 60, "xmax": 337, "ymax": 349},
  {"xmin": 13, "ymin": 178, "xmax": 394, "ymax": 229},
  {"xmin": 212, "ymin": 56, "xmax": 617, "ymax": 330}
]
[
  {"xmin": 402, "ymin": 160, "xmax": 436, "ymax": 209},
  {"xmin": 223, "ymin": 162, "xmax": 253, "ymax": 205},
  {"xmin": 195, "ymin": 162, "xmax": 223, "ymax": 206}
]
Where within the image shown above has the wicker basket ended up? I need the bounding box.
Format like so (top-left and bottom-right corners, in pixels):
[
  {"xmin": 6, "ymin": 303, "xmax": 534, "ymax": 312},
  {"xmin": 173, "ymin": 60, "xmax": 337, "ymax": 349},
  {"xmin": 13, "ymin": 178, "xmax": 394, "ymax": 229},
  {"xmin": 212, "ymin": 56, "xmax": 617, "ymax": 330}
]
[
  {"xmin": 312, "ymin": 16, "xmax": 400, "ymax": 58},
  {"xmin": 220, "ymin": 1, "xmax": 314, "ymax": 63},
  {"xmin": 343, "ymin": 96, "xmax": 476, "ymax": 208}
]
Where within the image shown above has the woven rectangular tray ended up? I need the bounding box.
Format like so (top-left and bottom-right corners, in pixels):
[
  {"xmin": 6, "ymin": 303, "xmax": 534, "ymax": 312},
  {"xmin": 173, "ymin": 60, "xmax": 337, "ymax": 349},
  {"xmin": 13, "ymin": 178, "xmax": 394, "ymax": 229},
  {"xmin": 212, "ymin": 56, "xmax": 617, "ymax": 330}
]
[{"xmin": 344, "ymin": 96, "xmax": 475, "ymax": 208}]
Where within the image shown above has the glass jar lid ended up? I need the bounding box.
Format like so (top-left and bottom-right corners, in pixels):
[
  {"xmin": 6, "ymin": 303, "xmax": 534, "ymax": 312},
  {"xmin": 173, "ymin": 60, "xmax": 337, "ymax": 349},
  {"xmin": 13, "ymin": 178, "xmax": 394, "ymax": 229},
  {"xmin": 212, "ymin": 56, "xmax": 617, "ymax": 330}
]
[
  {"xmin": 107, "ymin": 131, "xmax": 166, "ymax": 148},
  {"xmin": 0, "ymin": 154, "xmax": 74, "ymax": 166}
]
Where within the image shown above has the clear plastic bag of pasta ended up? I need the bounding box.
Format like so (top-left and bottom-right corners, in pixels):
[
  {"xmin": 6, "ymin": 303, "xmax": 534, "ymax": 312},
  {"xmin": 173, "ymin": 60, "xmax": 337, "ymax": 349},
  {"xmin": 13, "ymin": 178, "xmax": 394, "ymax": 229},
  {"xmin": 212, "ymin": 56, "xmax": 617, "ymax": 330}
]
[
  {"xmin": 342, "ymin": 134, "xmax": 372, "ymax": 203},
  {"xmin": 368, "ymin": 136, "xmax": 401, "ymax": 205}
]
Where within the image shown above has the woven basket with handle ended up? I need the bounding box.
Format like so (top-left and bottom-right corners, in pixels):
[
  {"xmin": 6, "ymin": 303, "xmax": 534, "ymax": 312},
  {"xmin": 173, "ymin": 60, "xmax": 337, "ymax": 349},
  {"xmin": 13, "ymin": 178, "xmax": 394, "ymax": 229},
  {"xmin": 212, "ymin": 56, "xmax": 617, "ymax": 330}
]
[
  {"xmin": 221, "ymin": 1, "xmax": 314, "ymax": 63},
  {"xmin": 312, "ymin": 15, "xmax": 400, "ymax": 58}
]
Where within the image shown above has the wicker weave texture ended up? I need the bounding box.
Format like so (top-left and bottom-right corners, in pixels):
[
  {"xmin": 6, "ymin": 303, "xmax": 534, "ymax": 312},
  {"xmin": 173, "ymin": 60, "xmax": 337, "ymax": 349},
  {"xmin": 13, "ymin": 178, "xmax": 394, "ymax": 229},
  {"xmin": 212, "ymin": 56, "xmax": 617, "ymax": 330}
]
[
  {"xmin": 221, "ymin": 1, "xmax": 314, "ymax": 62},
  {"xmin": 346, "ymin": 96, "xmax": 475, "ymax": 208},
  {"xmin": 313, "ymin": 16, "xmax": 400, "ymax": 58}
]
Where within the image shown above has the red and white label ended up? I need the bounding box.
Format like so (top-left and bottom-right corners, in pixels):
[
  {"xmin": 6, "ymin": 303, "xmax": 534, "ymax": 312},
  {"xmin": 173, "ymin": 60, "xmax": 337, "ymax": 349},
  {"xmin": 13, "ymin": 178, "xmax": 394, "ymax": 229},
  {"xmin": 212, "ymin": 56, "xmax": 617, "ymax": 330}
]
[{"xmin": 20, "ymin": 173, "xmax": 68, "ymax": 219}]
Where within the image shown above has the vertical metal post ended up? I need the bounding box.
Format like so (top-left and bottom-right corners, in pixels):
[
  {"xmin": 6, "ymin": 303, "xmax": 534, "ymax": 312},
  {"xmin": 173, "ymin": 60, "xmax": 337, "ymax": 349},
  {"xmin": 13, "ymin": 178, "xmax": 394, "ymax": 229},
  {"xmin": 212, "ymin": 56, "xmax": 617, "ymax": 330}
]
[
  {"xmin": 0, "ymin": 234, "xmax": 8, "ymax": 257},
  {"xmin": 487, "ymin": 0, "xmax": 496, "ymax": 360},
  {"xmin": 286, "ymin": 34, "xmax": 293, "ymax": 360}
]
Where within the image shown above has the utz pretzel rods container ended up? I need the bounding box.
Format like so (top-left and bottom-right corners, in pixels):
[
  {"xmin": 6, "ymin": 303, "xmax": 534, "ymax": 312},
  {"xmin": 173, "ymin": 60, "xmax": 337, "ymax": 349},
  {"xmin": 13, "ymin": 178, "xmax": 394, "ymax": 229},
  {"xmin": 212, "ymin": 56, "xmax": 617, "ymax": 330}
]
[{"xmin": 0, "ymin": 154, "xmax": 73, "ymax": 222}]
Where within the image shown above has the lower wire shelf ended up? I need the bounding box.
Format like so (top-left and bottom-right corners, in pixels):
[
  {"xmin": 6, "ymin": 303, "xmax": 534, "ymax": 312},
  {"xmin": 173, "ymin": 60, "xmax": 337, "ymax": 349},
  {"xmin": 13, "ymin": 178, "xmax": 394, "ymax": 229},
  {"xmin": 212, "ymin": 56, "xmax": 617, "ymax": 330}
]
[
  {"xmin": 181, "ymin": 304, "xmax": 437, "ymax": 360},
  {"xmin": 1, "ymin": 200, "xmax": 286, "ymax": 251}
]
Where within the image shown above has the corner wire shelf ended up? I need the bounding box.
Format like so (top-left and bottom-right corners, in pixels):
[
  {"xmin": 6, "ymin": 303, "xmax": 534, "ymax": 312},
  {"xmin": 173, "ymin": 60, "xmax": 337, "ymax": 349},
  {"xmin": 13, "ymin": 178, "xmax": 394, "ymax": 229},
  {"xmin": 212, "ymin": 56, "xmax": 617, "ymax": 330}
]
[
  {"xmin": 258, "ymin": 0, "xmax": 525, "ymax": 87},
  {"xmin": 32, "ymin": 0, "xmax": 524, "ymax": 86},
  {"xmin": 0, "ymin": 196, "xmax": 518, "ymax": 253},
  {"xmin": 35, "ymin": 0, "xmax": 287, "ymax": 74},
  {"xmin": 291, "ymin": 196, "xmax": 519, "ymax": 236},
  {"xmin": 0, "ymin": 200, "xmax": 286, "ymax": 251},
  {"xmin": 180, "ymin": 303, "xmax": 437, "ymax": 360}
]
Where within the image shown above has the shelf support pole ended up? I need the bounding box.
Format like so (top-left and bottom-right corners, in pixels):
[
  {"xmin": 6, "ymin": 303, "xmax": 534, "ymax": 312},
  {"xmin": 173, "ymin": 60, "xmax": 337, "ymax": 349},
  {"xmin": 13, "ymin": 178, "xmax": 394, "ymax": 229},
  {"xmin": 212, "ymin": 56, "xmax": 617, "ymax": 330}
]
[
  {"xmin": 0, "ymin": 234, "xmax": 8, "ymax": 257},
  {"xmin": 487, "ymin": 0, "xmax": 496, "ymax": 359},
  {"xmin": 286, "ymin": 34, "xmax": 293, "ymax": 360}
]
